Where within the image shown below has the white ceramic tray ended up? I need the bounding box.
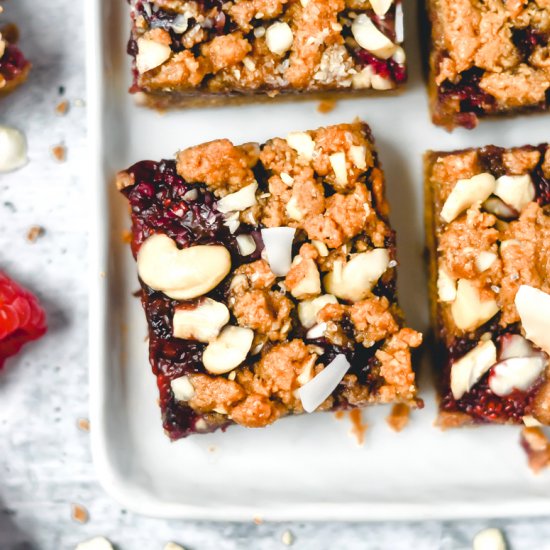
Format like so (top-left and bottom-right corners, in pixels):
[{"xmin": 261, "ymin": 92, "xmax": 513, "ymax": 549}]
[{"xmin": 87, "ymin": 0, "xmax": 550, "ymax": 520}]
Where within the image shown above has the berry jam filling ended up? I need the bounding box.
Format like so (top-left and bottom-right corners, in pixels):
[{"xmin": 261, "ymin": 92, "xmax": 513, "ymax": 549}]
[
  {"xmin": 0, "ymin": 44, "xmax": 29, "ymax": 82},
  {"xmin": 512, "ymin": 27, "xmax": 548, "ymax": 61},
  {"xmin": 356, "ymin": 50, "xmax": 406, "ymax": 85},
  {"xmin": 438, "ymin": 67, "xmax": 496, "ymax": 118}
]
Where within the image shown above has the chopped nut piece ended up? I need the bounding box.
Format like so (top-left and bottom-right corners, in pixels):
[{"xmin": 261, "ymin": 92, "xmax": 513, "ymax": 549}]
[
  {"xmin": 26, "ymin": 225, "xmax": 45, "ymax": 243},
  {"xmin": 51, "ymin": 144, "xmax": 67, "ymax": 163},
  {"xmin": 71, "ymin": 503, "xmax": 89, "ymax": 524}
]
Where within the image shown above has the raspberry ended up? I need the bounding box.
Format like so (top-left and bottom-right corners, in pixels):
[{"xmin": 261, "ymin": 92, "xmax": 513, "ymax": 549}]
[{"xmin": 0, "ymin": 272, "xmax": 47, "ymax": 368}]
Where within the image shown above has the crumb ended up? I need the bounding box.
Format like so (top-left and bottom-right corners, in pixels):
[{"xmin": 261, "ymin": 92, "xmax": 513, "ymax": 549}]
[
  {"xmin": 71, "ymin": 503, "xmax": 89, "ymax": 524},
  {"xmin": 386, "ymin": 403, "xmax": 411, "ymax": 432},
  {"xmin": 349, "ymin": 409, "xmax": 368, "ymax": 446},
  {"xmin": 73, "ymin": 98, "xmax": 86, "ymax": 107},
  {"xmin": 164, "ymin": 543, "xmax": 186, "ymax": 550},
  {"xmin": 77, "ymin": 418, "xmax": 90, "ymax": 432},
  {"xmin": 521, "ymin": 427, "xmax": 550, "ymax": 474},
  {"xmin": 281, "ymin": 530, "xmax": 294, "ymax": 546},
  {"xmin": 58, "ymin": 85, "xmax": 65, "ymax": 96},
  {"xmin": 99, "ymin": 271, "xmax": 106, "ymax": 278},
  {"xmin": 26, "ymin": 225, "xmax": 45, "ymax": 243},
  {"xmin": 51, "ymin": 144, "xmax": 67, "ymax": 162},
  {"xmin": 76, "ymin": 537, "xmax": 114, "ymax": 550},
  {"xmin": 55, "ymin": 100, "xmax": 70, "ymax": 116},
  {"xmin": 253, "ymin": 516, "xmax": 263, "ymax": 525},
  {"xmin": 317, "ymin": 99, "xmax": 337, "ymax": 114},
  {"xmin": 121, "ymin": 229, "xmax": 132, "ymax": 244},
  {"xmin": 334, "ymin": 410, "xmax": 345, "ymax": 420},
  {"xmin": 208, "ymin": 445, "xmax": 217, "ymax": 453}
]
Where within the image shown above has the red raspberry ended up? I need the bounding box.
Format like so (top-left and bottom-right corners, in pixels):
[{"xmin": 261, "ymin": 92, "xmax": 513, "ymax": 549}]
[{"xmin": 0, "ymin": 272, "xmax": 47, "ymax": 368}]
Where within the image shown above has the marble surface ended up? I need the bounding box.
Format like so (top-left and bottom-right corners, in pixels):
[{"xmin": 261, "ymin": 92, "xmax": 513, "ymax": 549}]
[{"xmin": 1, "ymin": 0, "xmax": 550, "ymax": 549}]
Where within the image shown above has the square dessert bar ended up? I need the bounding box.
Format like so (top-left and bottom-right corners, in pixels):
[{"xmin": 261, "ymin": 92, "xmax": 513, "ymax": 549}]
[
  {"xmin": 426, "ymin": 0, "xmax": 550, "ymax": 129},
  {"xmin": 117, "ymin": 121, "xmax": 422, "ymax": 439},
  {"xmin": 0, "ymin": 22, "xmax": 31, "ymax": 96},
  {"xmin": 425, "ymin": 144, "xmax": 550, "ymax": 428},
  {"xmin": 127, "ymin": 0, "xmax": 406, "ymax": 108}
]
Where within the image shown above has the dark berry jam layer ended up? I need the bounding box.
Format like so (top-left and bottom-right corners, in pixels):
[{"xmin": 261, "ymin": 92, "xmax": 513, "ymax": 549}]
[{"xmin": 0, "ymin": 44, "xmax": 30, "ymax": 83}]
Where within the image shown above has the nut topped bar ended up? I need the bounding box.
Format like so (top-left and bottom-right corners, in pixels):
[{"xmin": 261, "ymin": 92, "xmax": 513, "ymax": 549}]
[
  {"xmin": 117, "ymin": 122, "xmax": 422, "ymax": 439},
  {"xmin": 127, "ymin": 0, "xmax": 406, "ymax": 108},
  {"xmin": 425, "ymin": 144, "xmax": 550, "ymax": 427},
  {"xmin": 0, "ymin": 18, "xmax": 31, "ymax": 96},
  {"xmin": 426, "ymin": 0, "xmax": 550, "ymax": 129}
]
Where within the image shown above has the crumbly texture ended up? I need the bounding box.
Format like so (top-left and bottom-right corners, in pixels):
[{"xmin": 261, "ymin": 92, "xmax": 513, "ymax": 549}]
[
  {"xmin": 521, "ymin": 426, "xmax": 550, "ymax": 473},
  {"xmin": 117, "ymin": 121, "xmax": 422, "ymax": 439},
  {"xmin": 0, "ymin": 23, "xmax": 31, "ymax": 96},
  {"xmin": 425, "ymin": 144, "xmax": 550, "ymax": 427},
  {"xmin": 426, "ymin": 0, "xmax": 550, "ymax": 129},
  {"xmin": 128, "ymin": 0, "xmax": 406, "ymax": 108}
]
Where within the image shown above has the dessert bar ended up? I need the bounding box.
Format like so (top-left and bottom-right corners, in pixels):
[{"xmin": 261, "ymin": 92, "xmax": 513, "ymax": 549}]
[
  {"xmin": 426, "ymin": 0, "xmax": 550, "ymax": 129},
  {"xmin": 117, "ymin": 121, "xmax": 422, "ymax": 439},
  {"xmin": 127, "ymin": 0, "xmax": 406, "ymax": 108},
  {"xmin": 425, "ymin": 144, "xmax": 550, "ymax": 427},
  {"xmin": 0, "ymin": 22, "xmax": 30, "ymax": 96}
]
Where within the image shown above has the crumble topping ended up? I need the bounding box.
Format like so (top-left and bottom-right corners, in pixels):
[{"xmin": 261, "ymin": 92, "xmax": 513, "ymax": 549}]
[{"xmin": 118, "ymin": 122, "xmax": 421, "ymax": 437}]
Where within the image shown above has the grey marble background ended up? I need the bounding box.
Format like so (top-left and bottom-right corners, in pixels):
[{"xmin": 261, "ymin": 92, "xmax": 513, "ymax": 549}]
[{"xmin": 1, "ymin": 1, "xmax": 550, "ymax": 549}]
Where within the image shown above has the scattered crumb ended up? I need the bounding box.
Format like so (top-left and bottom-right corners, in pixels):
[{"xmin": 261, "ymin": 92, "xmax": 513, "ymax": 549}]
[
  {"xmin": 208, "ymin": 445, "xmax": 217, "ymax": 453},
  {"xmin": 473, "ymin": 528, "xmax": 507, "ymax": 550},
  {"xmin": 253, "ymin": 516, "xmax": 263, "ymax": 525},
  {"xmin": 121, "ymin": 229, "xmax": 132, "ymax": 244},
  {"xmin": 386, "ymin": 403, "xmax": 411, "ymax": 432},
  {"xmin": 99, "ymin": 271, "xmax": 106, "ymax": 278},
  {"xmin": 281, "ymin": 529, "xmax": 294, "ymax": 546},
  {"xmin": 521, "ymin": 427, "xmax": 550, "ymax": 474},
  {"xmin": 26, "ymin": 225, "xmax": 45, "ymax": 243},
  {"xmin": 74, "ymin": 98, "xmax": 86, "ymax": 108},
  {"xmin": 317, "ymin": 99, "xmax": 337, "ymax": 114},
  {"xmin": 51, "ymin": 144, "xmax": 67, "ymax": 162},
  {"xmin": 71, "ymin": 503, "xmax": 89, "ymax": 524},
  {"xmin": 334, "ymin": 410, "xmax": 345, "ymax": 420},
  {"xmin": 55, "ymin": 100, "xmax": 70, "ymax": 116},
  {"xmin": 58, "ymin": 85, "xmax": 65, "ymax": 96},
  {"xmin": 349, "ymin": 409, "xmax": 368, "ymax": 446},
  {"xmin": 164, "ymin": 543, "xmax": 186, "ymax": 550},
  {"xmin": 75, "ymin": 537, "xmax": 114, "ymax": 550},
  {"xmin": 77, "ymin": 418, "xmax": 90, "ymax": 432}
]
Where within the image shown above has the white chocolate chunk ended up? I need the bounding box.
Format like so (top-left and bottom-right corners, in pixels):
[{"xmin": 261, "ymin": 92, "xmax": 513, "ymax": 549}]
[
  {"xmin": 216, "ymin": 182, "xmax": 258, "ymax": 213},
  {"xmin": 298, "ymin": 294, "xmax": 338, "ymax": 328},
  {"xmin": 324, "ymin": 249, "xmax": 390, "ymax": 302},
  {"xmin": 329, "ymin": 152, "xmax": 348, "ymax": 186},
  {"xmin": 285, "ymin": 195, "xmax": 304, "ymax": 221},
  {"xmin": 173, "ymin": 298, "xmax": 229, "ymax": 342},
  {"xmin": 440, "ymin": 173, "xmax": 496, "ymax": 223},
  {"xmin": 475, "ymin": 251, "xmax": 497, "ymax": 273},
  {"xmin": 494, "ymin": 174, "xmax": 535, "ymax": 212},
  {"xmin": 236, "ymin": 234, "xmax": 257, "ymax": 256},
  {"xmin": 202, "ymin": 326, "xmax": 254, "ymax": 374},
  {"xmin": 437, "ymin": 268, "xmax": 457, "ymax": 302},
  {"xmin": 515, "ymin": 285, "xmax": 550, "ymax": 355},
  {"xmin": 349, "ymin": 145, "xmax": 367, "ymax": 170},
  {"xmin": 370, "ymin": 0, "xmax": 393, "ymax": 16},
  {"xmin": 265, "ymin": 22, "xmax": 293, "ymax": 56},
  {"xmin": 351, "ymin": 14, "xmax": 397, "ymax": 59},
  {"xmin": 299, "ymin": 354, "xmax": 350, "ymax": 413},
  {"xmin": 0, "ymin": 125, "xmax": 28, "ymax": 173},
  {"xmin": 499, "ymin": 333, "xmax": 537, "ymax": 360},
  {"xmin": 306, "ymin": 322, "xmax": 327, "ymax": 340},
  {"xmin": 351, "ymin": 66, "xmax": 374, "ymax": 89},
  {"xmin": 451, "ymin": 279, "xmax": 499, "ymax": 331},
  {"xmin": 261, "ymin": 227, "xmax": 296, "ymax": 276},
  {"xmin": 137, "ymin": 234, "xmax": 231, "ymax": 300},
  {"xmin": 170, "ymin": 376, "xmax": 195, "ymax": 402},
  {"xmin": 136, "ymin": 37, "xmax": 172, "ymax": 74},
  {"xmin": 450, "ymin": 340, "xmax": 497, "ymax": 399},
  {"xmin": 286, "ymin": 131, "xmax": 315, "ymax": 160},
  {"xmin": 489, "ymin": 356, "xmax": 547, "ymax": 396},
  {"xmin": 473, "ymin": 528, "xmax": 507, "ymax": 550}
]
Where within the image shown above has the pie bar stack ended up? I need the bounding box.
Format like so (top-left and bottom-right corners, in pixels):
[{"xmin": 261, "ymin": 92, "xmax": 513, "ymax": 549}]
[
  {"xmin": 425, "ymin": 144, "xmax": 550, "ymax": 427},
  {"xmin": 127, "ymin": 0, "xmax": 406, "ymax": 108},
  {"xmin": 426, "ymin": 0, "xmax": 550, "ymax": 129},
  {"xmin": 117, "ymin": 122, "xmax": 422, "ymax": 439}
]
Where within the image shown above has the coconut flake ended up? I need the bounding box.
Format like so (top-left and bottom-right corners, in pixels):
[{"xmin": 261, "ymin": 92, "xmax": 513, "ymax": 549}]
[
  {"xmin": 216, "ymin": 182, "xmax": 258, "ymax": 213},
  {"xmin": 236, "ymin": 234, "xmax": 257, "ymax": 256},
  {"xmin": 515, "ymin": 285, "xmax": 550, "ymax": 355},
  {"xmin": 261, "ymin": 227, "xmax": 296, "ymax": 276},
  {"xmin": 299, "ymin": 354, "xmax": 350, "ymax": 413}
]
